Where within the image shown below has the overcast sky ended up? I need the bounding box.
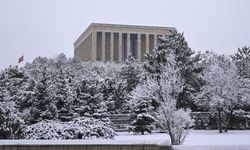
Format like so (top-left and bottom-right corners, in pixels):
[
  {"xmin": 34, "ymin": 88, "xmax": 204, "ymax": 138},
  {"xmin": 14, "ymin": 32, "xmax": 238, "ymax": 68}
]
[{"xmin": 0, "ymin": 0, "xmax": 250, "ymax": 69}]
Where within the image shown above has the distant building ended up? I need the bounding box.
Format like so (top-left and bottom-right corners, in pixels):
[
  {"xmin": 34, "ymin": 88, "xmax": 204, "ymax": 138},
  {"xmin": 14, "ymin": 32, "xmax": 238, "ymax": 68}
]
[{"xmin": 74, "ymin": 23, "xmax": 175, "ymax": 62}]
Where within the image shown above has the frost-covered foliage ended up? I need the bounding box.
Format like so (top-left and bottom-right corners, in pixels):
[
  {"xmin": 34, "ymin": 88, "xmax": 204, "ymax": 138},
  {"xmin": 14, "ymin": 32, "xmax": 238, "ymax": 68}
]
[
  {"xmin": 1, "ymin": 40, "xmax": 249, "ymax": 141},
  {"xmin": 197, "ymin": 53, "xmax": 247, "ymax": 133},
  {"xmin": 145, "ymin": 30, "xmax": 204, "ymax": 110},
  {"xmin": 130, "ymin": 34, "xmax": 194, "ymax": 145},
  {"xmin": 0, "ymin": 67, "xmax": 25, "ymax": 139},
  {"xmin": 154, "ymin": 62, "xmax": 193, "ymax": 145},
  {"xmin": 25, "ymin": 117, "xmax": 116, "ymax": 139},
  {"xmin": 0, "ymin": 53, "xmax": 128, "ymax": 139},
  {"xmin": 231, "ymin": 46, "xmax": 250, "ymax": 79},
  {"xmin": 0, "ymin": 102, "xmax": 24, "ymax": 139},
  {"xmin": 121, "ymin": 54, "xmax": 142, "ymax": 93}
]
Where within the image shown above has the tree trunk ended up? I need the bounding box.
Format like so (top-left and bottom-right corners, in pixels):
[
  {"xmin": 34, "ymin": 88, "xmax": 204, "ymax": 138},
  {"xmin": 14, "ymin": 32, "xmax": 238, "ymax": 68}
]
[
  {"xmin": 218, "ymin": 108, "xmax": 223, "ymax": 133},
  {"xmin": 224, "ymin": 110, "xmax": 233, "ymax": 133}
]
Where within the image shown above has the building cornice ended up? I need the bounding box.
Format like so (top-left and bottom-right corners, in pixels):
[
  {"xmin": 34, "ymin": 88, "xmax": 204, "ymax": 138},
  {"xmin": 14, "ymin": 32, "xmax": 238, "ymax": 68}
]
[{"xmin": 74, "ymin": 23, "xmax": 176, "ymax": 49}]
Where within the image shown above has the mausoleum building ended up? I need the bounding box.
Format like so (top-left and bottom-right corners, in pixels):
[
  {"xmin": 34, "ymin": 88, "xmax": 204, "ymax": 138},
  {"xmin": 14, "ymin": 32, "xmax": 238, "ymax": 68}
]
[{"xmin": 74, "ymin": 23, "xmax": 175, "ymax": 62}]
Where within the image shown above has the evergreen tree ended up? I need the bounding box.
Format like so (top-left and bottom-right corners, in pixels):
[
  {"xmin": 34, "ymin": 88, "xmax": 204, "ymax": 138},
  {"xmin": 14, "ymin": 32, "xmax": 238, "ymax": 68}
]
[
  {"xmin": 129, "ymin": 102, "xmax": 155, "ymax": 135},
  {"xmin": 145, "ymin": 30, "xmax": 203, "ymax": 110},
  {"xmin": 28, "ymin": 67, "xmax": 57, "ymax": 124},
  {"xmin": 0, "ymin": 72, "xmax": 5, "ymax": 101},
  {"xmin": 52, "ymin": 68, "xmax": 74, "ymax": 121},
  {"xmin": 0, "ymin": 67, "xmax": 25, "ymax": 139},
  {"xmin": 231, "ymin": 46, "xmax": 250, "ymax": 78},
  {"xmin": 3, "ymin": 66, "xmax": 28, "ymax": 100},
  {"xmin": 128, "ymin": 80, "xmax": 156, "ymax": 135},
  {"xmin": 15, "ymin": 77, "xmax": 36, "ymax": 122},
  {"xmin": 0, "ymin": 105, "xmax": 23, "ymax": 139},
  {"xmin": 121, "ymin": 54, "xmax": 141, "ymax": 93},
  {"xmin": 75, "ymin": 79, "xmax": 105, "ymax": 117}
]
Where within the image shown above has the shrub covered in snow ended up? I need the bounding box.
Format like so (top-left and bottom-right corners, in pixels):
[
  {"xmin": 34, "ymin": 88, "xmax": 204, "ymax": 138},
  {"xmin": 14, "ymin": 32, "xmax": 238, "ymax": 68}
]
[
  {"xmin": 25, "ymin": 117, "xmax": 116, "ymax": 140},
  {"xmin": 0, "ymin": 103, "xmax": 24, "ymax": 139},
  {"xmin": 128, "ymin": 113, "xmax": 155, "ymax": 135}
]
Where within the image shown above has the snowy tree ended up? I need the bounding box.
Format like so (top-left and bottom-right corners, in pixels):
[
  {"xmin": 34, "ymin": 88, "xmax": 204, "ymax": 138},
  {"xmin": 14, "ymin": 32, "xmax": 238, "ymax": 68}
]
[
  {"xmin": 121, "ymin": 54, "xmax": 141, "ymax": 93},
  {"xmin": 100, "ymin": 77, "xmax": 127, "ymax": 114},
  {"xmin": 52, "ymin": 68, "xmax": 75, "ymax": 121},
  {"xmin": 0, "ymin": 68, "xmax": 25, "ymax": 139},
  {"xmin": 15, "ymin": 77, "xmax": 37, "ymax": 124},
  {"xmin": 0, "ymin": 104, "xmax": 23, "ymax": 139},
  {"xmin": 24, "ymin": 56, "xmax": 52, "ymax": 82},
  {"xmin": 197, "ymin": 53, "xmax": 246, "ymax": 133},
  {"xmin": 2, "ymin": 66, "xmax": 28, "ymax": 101},
  {"xmin": 145, "ymin": 30, "xmax": 204, "ymax": 110},
  {"xmin": 231, "ymin": 46, "xmax": 250, "ymax": 78},
  {"xmin": 0, "ymin": 72, "xmax": 6, "ymax": 101},
  {"xmin": 54, "ymin": 53, "xmax": 68, "ymax": 69},
  {"xmin": 154, "ymin": 60, "xmax": 193, "ymax": 145},
  {"xmin": 128, "ymin": 80, "xmax": 157, "ymax": 135},
  {"xmin": 75, "ymin": 79, "xmax": 105, "ymax": 118},
  {"xmin": 131, "ymin": 46, "xmax": 193, "ymax": 144},
  {"xmin": 27, "ymin": 67, "xmax": 58, "ymax": 124}
]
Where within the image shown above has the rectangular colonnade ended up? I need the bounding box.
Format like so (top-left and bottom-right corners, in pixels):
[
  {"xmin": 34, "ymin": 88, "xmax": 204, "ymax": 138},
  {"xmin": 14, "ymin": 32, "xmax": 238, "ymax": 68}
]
[{"xmin": 92, "ymin": 31, "xmax": 159, "ymax": 63}]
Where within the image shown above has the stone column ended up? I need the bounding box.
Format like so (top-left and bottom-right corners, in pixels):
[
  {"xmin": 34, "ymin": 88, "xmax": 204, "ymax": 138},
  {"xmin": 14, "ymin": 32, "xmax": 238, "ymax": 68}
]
[
  {"xmin": 146, "ymin": 34, "xmax": 149, "ymax": 53},
  {"xmin": 154, "ymin": 34, "xmax": 157, "ymax": 47},
  {"xmin": 110, "ymin": 32, "xmax": 114, "ymax": 61},
  {"xmin": 119, "ymin": 33, "xmax": 122, "ymax": 62},
  {"xmin": 92, "ymin": 31, "xmax": 97, "ymax": 61},
  {"xmin": 137, "ymin": 34, "xmax": 141, "ymax": 62},
  {"xmin": 127, "ymin": 33, "xmax": 130, "ymax": 57},
  {"xmin": 102, "ymin": 32, "xmax": 106, "ymax": 61}
]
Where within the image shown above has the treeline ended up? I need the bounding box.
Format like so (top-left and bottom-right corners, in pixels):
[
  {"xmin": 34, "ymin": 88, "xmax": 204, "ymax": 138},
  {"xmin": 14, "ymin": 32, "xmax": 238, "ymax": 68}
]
[{"xmin": 0, "ymin": 30, "xmax": 249, "ymax": 145}]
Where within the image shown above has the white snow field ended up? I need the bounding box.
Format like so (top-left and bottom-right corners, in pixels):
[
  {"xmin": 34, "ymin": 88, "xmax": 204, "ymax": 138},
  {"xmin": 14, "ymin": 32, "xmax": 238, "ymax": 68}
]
[
  {"xmin": 116, "ymin": 130, "xmax": 250, "ymax": 150},
  {"xmin": 1, "ymin": 130, "xmax": 250, "ymax": 150},
  {"xmin": 172, "ymin": 130, "xmax": 250, "ymax": 150}
]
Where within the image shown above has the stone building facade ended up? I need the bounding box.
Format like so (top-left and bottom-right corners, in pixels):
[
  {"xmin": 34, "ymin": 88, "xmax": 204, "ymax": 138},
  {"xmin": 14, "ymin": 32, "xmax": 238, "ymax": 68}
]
[{"xmin": 74, "ymin": 23, "xmax": 175, "ymax": 62}]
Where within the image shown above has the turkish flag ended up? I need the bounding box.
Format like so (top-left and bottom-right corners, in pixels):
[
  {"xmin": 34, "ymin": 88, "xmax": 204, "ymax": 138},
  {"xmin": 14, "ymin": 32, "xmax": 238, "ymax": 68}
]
[{"xmin": 18, "ymin": 56, "xmax": 24, "ymax": 63}]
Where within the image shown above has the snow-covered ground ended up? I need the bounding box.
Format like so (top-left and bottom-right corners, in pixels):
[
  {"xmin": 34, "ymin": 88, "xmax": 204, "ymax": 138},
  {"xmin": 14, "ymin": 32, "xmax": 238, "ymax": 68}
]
[
  {"xmin": 173, "ymin": 130, "xmax": 250, "ymax": 150},
  {"xmin": 1, "ymin": 130, "xmax": 250, "ymax": 150},
  {"xmin": 114, "ymin": 132, "xmax": 170, "ymax": 145},
  {"xmin": 116, "ymin": 130, "xmax": 250, "ymax": 150},
  {"xmin": 181, "ymin": 130, "xmax": 250, "ymax": 145}
]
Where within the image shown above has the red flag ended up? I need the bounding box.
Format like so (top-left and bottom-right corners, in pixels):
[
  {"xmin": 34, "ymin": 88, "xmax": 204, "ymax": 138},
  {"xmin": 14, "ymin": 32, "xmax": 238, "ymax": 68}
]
[{"xmin": 18, "ymin": 56, "xmax": 24, "ymax": 63}]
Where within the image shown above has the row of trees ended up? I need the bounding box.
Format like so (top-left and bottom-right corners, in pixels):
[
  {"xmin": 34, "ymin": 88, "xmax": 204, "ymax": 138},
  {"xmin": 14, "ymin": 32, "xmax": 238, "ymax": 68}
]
[{"xmin": 0, "ymin": 30, "xmax": 249, "ymax": 144}]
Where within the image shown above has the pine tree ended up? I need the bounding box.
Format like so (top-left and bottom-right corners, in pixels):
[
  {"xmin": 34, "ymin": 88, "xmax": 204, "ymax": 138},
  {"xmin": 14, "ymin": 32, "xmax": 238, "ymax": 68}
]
[
  {"xmin": 0, "ymin": 67, "xmax": 25, "ymax": 139},
  {"xmin": 145, "ymin": 30, "xmax": 203, "ymax": 110},
  {"xmin": 231, "ymin": 46, "xmax": 250, "ymax": 79},
  {"xmin": 0, "ymin": 107, "xmax": 22, "ymax": 139},
  {"xmin": 0, "ymin": 72, "xmax": 5, "ymax": 101},
  {"xmin": 75, "ymin": 79, "xmax": 104, "ymax": 117},
  {"xmin": 52, "ymin": 68, "xmax": 74, "ymax": 121},
  {"xmin": 128, "ymin": 80, "xmax": 156, "ymax": 135},
  {"xmin": 15, "ymin": 77, "xmax": 36, "ymax": 122},
  {"xmin": 129, "ymin": 102, "xmax": 155, "ymax": 135},
  {"xmin": 121, "ymin": 54, "xmax": 141, "ymax": 93},
  {"xmin": 28, "ymin": 67, "xmax": 57, "ymax": 124}
]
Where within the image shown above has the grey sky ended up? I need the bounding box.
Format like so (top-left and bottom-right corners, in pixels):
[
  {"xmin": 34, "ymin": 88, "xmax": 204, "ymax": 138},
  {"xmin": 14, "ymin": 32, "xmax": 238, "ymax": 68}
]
[{"xmin": 0, "ymin": 0, "xmax": 250, "ymax": 69}]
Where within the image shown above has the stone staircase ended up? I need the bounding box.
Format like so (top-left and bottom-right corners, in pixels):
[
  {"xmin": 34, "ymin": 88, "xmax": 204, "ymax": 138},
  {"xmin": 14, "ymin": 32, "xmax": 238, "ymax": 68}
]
[{"xmin": 106, "ymin": 114, "xmax": 131, "ymax": 132}]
